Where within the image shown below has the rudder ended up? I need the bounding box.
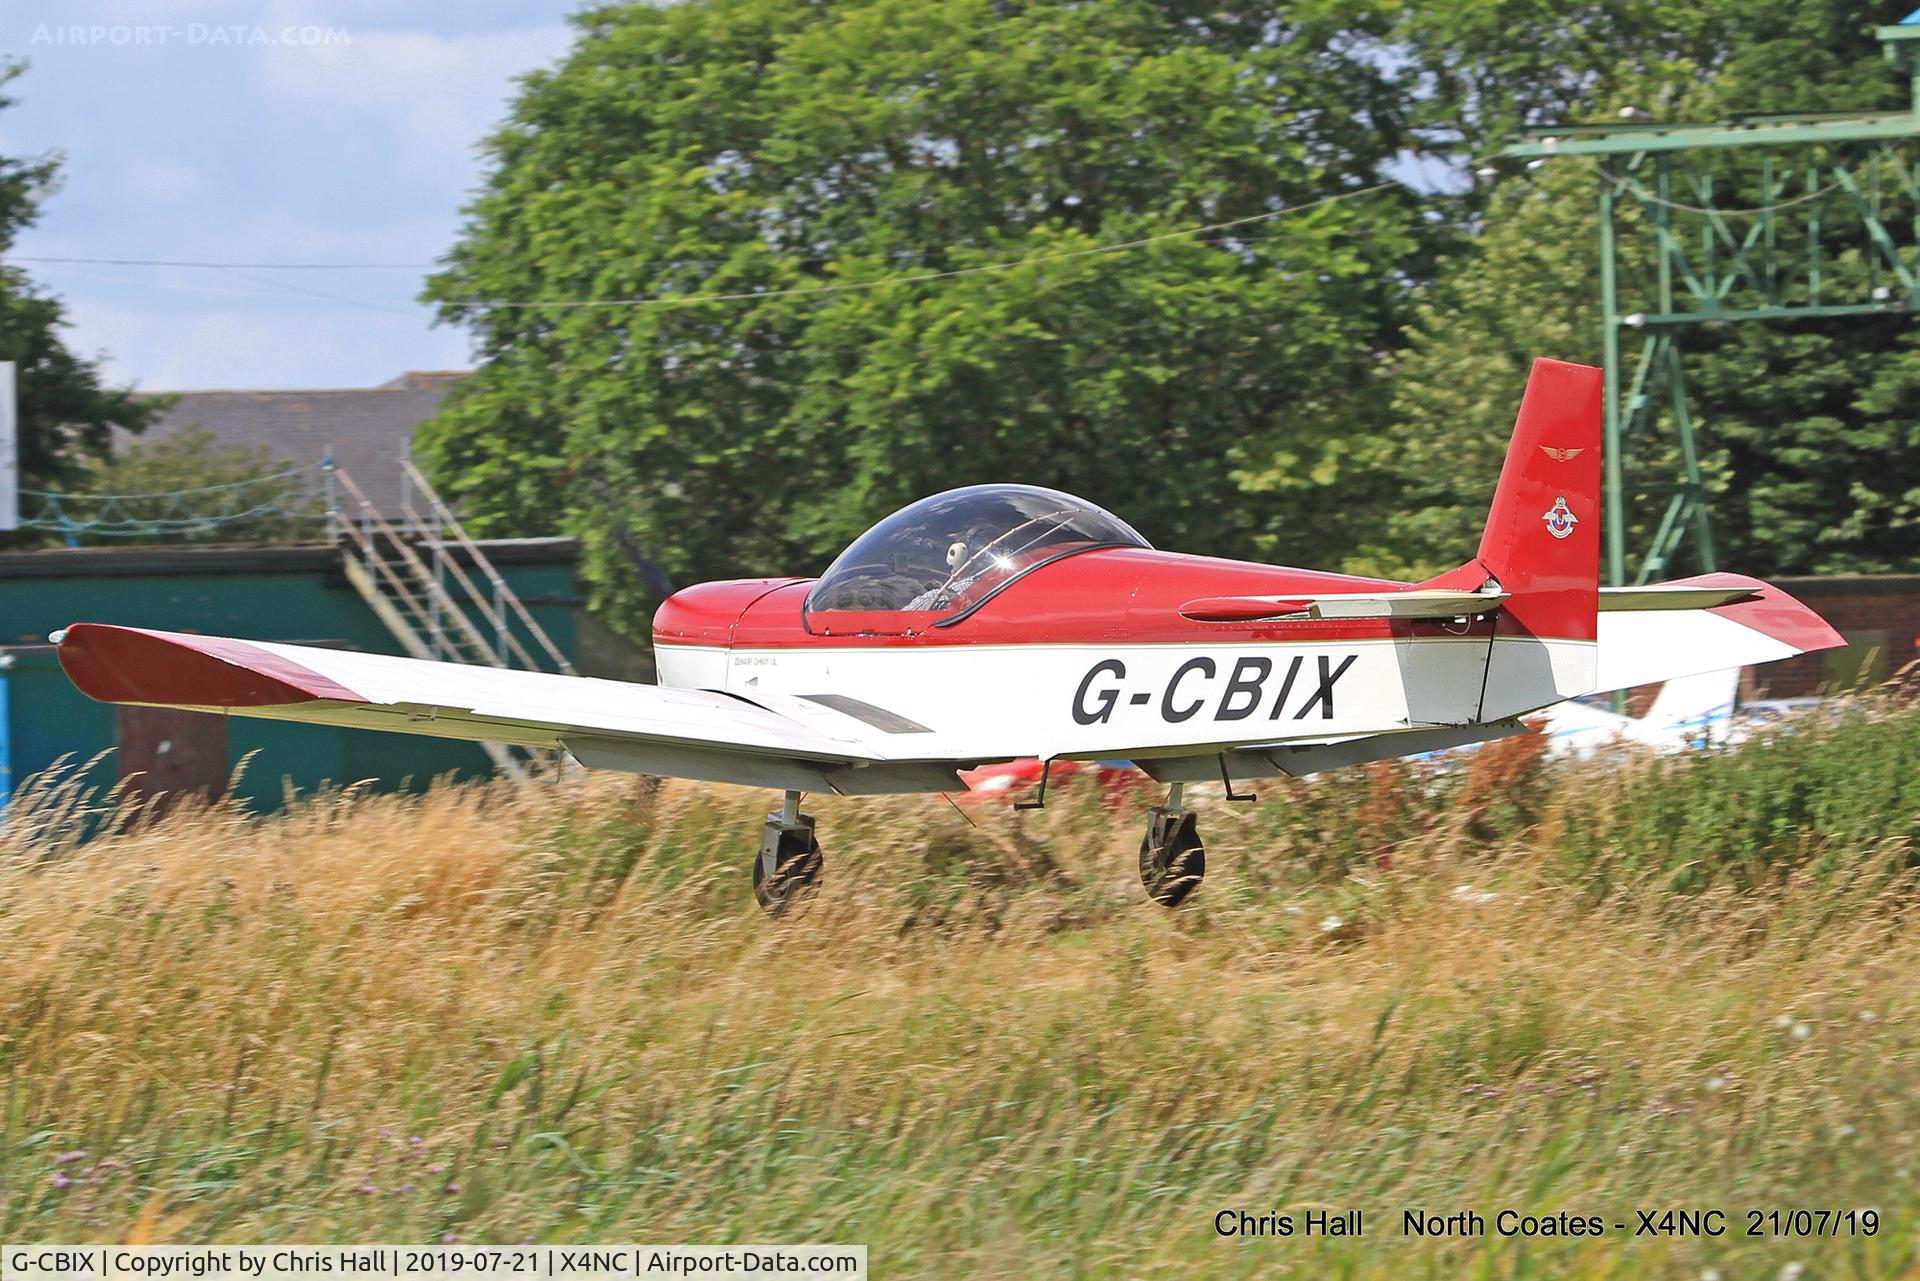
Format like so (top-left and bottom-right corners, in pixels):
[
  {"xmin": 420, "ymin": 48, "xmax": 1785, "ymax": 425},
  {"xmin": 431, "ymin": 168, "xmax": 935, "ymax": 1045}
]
[
  {"xmin": 1424, "ymin": 358, "xmax": 1604, "ymax": 721},
  {"xmin": 1475, "ymin": 357, "xmax": 1603, "ymax": 642}
]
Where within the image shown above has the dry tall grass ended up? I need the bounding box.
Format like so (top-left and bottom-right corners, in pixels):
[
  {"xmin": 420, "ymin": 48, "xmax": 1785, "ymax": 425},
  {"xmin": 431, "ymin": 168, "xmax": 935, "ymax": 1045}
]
[{"xmin": 3, "ymin": 700, "xmax": 1919, "ymax": 1278}]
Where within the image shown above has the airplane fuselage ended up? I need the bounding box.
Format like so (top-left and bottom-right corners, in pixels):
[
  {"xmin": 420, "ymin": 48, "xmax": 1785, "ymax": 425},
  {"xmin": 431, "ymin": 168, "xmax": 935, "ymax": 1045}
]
[{"xmin": 652, "ymin": 547, "xmax": 1585, "ymax": 764}]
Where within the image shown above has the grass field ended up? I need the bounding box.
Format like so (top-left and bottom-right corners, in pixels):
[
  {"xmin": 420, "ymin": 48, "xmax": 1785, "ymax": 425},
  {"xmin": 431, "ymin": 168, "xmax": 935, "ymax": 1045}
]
[{"xmin": 4, "ymin": 688, "xmax": 1920, "ymax": 1278}]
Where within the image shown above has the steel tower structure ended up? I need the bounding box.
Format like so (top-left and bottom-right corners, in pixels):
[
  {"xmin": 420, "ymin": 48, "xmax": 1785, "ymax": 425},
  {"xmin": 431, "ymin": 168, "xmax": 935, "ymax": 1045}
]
[{"xmin": 1500, "ymin": 13, "xmax": 1920, "ymax": 587}]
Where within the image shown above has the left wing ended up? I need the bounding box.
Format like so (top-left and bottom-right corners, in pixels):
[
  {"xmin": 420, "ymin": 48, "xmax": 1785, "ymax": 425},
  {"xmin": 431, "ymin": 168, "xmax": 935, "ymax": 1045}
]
[{"xmin": 1125, "ymin": 720, "xmax": 1531, "ymax": 783}]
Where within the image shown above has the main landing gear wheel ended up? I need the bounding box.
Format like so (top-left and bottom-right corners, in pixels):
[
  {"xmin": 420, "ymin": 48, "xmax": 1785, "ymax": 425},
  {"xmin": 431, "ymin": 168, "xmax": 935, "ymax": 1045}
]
[
  {"xmin": 754, "ymin": 792, "xmax": 823, "ymax": 916},
  {"xmin": 1139, "ymin": 795, "xmax": 1204, "ymax": 908}
]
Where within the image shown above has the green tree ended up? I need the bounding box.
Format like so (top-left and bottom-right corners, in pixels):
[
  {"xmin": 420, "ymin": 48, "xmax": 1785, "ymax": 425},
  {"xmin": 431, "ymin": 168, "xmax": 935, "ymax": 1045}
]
[
  {"xmin": 1380, "ymin": 0, "xmax": 1920, "ymax": 579},
  {"xmin": 1396, "ymin": 0, "xmax": 1902, "ymax": 168},
  {"xmin": 421, "ymin": 0, "xmax": 1424, "ymax": 631},
  {"xmin": 0, "ymin": 62, "xmax": 158, "ymax": 514},
  {"xmin": 1356, "ymin": 162, "xmax": 1603, "ymax": 579}
]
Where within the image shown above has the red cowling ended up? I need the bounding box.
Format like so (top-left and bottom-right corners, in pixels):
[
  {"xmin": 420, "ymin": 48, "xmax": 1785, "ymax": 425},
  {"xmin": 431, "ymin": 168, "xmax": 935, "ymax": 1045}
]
[{"xmin": 652, "ymin": 578, "xmax": 807, "ymax": 647}]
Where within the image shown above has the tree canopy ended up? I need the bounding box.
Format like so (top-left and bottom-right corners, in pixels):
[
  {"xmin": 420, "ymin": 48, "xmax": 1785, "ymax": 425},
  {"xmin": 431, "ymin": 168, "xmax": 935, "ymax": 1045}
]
[
  {"xmin": 422, "ymin": 0, "xmax": 1920, "ymax": 631},
  {"xmin": 1385, "ymin": 0, "xmax": 1920, "ymax": 578},
  {"xmin": 421, "ymin": 0, "xmax": 1429, "ymax": 625}
]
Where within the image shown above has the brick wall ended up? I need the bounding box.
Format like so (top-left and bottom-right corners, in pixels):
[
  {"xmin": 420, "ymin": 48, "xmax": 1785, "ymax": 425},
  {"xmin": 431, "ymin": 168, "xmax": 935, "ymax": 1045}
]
[{"xmin": 1741, "ymin": 574, "xmax": 1920, "ymax": 698}]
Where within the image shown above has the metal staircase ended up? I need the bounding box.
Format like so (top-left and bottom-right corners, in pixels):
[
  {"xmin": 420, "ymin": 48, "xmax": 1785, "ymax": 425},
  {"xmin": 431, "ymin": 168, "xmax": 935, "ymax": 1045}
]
[{"xmin": 323, "ymin": 457, "xmax": 575, "ymax": 782}]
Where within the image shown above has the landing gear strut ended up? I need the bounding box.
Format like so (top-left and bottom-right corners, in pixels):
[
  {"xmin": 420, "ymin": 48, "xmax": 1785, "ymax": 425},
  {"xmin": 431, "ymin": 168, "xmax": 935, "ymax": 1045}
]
[
  {"xmin": 1139, "ymin": 782, "xmax": 1204, "ymax": 907},
  {"xmin": 755, "ymin": 790, "xmax": 823, "ymax": 916}
]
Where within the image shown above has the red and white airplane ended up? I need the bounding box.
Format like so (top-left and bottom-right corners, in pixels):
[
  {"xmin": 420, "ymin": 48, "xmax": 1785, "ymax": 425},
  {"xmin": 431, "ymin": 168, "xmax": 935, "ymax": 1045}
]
[{"xmin": 54, "ymin": 359, "xmax": 1843, "ymax": 913}]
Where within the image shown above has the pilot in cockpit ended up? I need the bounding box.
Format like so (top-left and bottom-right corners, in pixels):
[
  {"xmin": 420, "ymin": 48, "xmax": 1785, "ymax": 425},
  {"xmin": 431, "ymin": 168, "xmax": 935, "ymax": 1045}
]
[{"xmin": 905, "ymin": 522, "xmax": 1000, "ymax": 611}]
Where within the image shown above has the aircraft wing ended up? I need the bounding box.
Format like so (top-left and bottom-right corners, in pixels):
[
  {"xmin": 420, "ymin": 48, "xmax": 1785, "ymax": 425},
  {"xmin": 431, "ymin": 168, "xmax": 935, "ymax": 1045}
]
[
  {"xmin": 1124, "ymin": 720, "xmax": 1532, "ymax": 783},
  {"xmin": 53, "ymin": 623, "xmax": 972, "ymax": 794}
]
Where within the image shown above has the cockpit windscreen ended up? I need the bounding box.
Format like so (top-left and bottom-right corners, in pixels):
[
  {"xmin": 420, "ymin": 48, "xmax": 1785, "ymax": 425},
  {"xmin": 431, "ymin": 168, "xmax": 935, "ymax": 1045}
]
[{"xmin": 806, "ymin": 484, "xmax": 1150, "ymax": 617}]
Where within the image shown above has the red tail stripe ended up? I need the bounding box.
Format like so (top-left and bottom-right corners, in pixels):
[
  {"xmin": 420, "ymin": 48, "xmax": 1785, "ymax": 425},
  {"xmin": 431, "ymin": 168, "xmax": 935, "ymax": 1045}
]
[{"xmin": 1473, "ymin": 358, "xmax": 1603, "ymax": 642}]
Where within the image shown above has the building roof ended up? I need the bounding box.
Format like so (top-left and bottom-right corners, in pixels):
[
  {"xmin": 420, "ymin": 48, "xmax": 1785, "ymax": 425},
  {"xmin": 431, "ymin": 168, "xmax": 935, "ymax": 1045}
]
[{"xmin": 129, "ymin": 371, "xmax": 469, "ymax": 516}]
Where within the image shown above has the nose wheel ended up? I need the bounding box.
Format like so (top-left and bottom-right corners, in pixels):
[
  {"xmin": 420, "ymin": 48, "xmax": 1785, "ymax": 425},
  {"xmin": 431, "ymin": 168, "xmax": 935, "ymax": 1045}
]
[
  {"xmin": 1140, "ymin": 785, "xmax": 1204, "ymax": 907},
  {"xmin": 755, "ymin": 791, "xmax": 823, "ymax": 915}
]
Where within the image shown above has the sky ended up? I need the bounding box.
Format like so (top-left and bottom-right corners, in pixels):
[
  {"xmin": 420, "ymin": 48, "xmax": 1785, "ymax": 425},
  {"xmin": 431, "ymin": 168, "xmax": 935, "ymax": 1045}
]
[{"xmin": 2, "ymin": 1, "xmax": 579, "ymax": 391}]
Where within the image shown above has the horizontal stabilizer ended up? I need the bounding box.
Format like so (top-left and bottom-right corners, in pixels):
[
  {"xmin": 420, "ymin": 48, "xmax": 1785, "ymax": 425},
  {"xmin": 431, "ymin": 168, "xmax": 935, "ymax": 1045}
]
[
  {"xmin": 1593, "ymin": 574, "xmax": 1843, "ymax": 694},
  {"xmin": 1598, "ymin": 584, "xmax": 1759, "ymax": 611},
  {"xmin": 1179, "ymin": 587, "xmax": 1508, "ymax": 623}
]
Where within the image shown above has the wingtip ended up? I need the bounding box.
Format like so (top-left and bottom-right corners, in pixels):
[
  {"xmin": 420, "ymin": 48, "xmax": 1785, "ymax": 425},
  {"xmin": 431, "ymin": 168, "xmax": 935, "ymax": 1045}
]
[{"xmin": 56, "ymin": 623, "xmax": 367, "ymax": 708}]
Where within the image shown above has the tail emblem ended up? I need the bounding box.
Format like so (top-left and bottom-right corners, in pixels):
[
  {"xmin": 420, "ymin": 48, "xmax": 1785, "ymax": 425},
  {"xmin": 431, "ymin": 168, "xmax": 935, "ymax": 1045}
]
[
  {"xmin": 1542, "ymin": 496, "xmax": 1579, "ymax": 540},
  {"xmin": 1539, "ymin": 445, "xmax": 1586, "ymax": 462}
]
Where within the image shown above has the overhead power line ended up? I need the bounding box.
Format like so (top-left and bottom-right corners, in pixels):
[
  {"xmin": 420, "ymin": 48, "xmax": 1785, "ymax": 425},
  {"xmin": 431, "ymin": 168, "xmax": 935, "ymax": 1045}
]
[
  {"xmin": 6, "ymin": 255, "xmax": 433, "ymax": 269},
  {"xmin": 437, "ymin": 183, "xmax": 1404, "ymax": 311},
  {"xmin": 3, "ymin": 181, "xmax": 1401, "ymax": 312},
  {"xmin": 209, "ymin": 264, "xmax": 417, "ymax": 315}
]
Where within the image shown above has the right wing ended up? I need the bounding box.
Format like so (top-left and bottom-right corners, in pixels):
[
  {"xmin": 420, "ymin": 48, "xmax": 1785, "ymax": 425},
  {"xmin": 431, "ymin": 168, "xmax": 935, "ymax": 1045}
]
[{"xmin": 54, "ymin": 623, "xmax": 970, "ymax": 794}]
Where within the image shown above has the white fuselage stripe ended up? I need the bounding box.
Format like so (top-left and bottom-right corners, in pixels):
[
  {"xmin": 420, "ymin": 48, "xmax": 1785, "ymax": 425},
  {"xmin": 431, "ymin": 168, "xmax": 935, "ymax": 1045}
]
[{"xmin": 658, "ymin": 636, "xmax": 1597, "ymax": 761}]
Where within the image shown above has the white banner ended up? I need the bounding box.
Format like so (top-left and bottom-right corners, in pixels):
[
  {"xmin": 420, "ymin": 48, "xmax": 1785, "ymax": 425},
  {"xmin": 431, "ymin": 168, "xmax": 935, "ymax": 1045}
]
[{"xmin": 2, "ymin": 1247, "xmax": 866, "ymax": 1281}]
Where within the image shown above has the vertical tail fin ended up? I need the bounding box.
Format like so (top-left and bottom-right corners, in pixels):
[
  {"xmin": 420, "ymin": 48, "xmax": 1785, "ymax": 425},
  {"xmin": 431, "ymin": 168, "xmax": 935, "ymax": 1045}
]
[
  {"xmin": 1475, "ymin": 358, "xmax": 1604, "ymax": 642},
  {"xmin": 1421, "ymin": 358, "xmax": 1604, "ymax": 721},
  {"xmin": 1642, "ymin": 668, "xmax": 1740, "ymax": 739}
]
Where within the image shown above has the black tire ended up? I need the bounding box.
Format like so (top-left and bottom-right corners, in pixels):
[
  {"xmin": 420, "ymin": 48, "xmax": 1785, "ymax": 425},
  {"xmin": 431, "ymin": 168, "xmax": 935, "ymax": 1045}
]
[
  {"xmin": 754, "ymin": 828, "xmax": 823, "ymax": 916},
  {"xmin": 1139, "ymin": 811, "xmax": 1204, "ymax": 908}
]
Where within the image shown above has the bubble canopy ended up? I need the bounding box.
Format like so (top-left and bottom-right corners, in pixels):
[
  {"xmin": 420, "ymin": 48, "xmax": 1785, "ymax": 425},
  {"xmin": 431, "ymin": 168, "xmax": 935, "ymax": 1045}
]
[{"xmin": 806, "ymin": 484, "xmax": 1151, "ymax": 618}]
